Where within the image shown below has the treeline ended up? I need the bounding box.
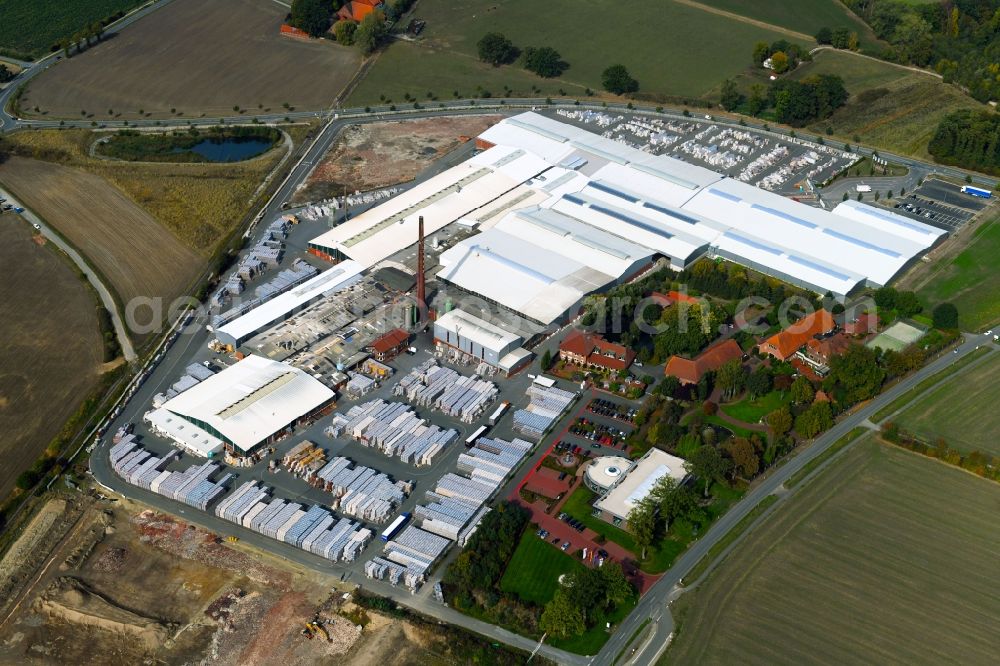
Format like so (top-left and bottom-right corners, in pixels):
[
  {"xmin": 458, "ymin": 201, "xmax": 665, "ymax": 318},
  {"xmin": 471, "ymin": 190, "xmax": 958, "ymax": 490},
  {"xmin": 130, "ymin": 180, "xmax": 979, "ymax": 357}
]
[
  {"xmin": 721, "ymin": 75, "xmax": 848, "ymax": 127},
  {"xmin": 881, "ymin": 422, "xmax": 1000, "ymax": 482},
  {"xmin": 842, "ymin": 0, "xmax": 1000, "ymax": 103},
  {"xmin": 928, "ymin": 109, "xmax": 1000, "ymax": 175}
]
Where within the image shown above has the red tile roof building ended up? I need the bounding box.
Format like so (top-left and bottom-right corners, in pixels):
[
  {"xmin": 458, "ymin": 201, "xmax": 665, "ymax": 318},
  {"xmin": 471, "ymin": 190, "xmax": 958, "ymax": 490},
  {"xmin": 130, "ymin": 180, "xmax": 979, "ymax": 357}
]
[
  {"xmin": 336, "ymin": 0, "xmax": 383, "ymax": 22},
  {"xmin": 664, "ymin": 339, "xmax": 743, "ymax": 385},
  {"xmin": 366, "ymin": 328, "xmax": 409, "ymax": 362},
  {"xmin": 559, "ymin": 330, "xmax": 636, "ymax": 372},
  {"xmin": 757, "ymin": 310, "xmax": 835, "ymax": 361},
  {"xmin": 650, "ymin": 290, "xmax": 701, "ymax": 307}
]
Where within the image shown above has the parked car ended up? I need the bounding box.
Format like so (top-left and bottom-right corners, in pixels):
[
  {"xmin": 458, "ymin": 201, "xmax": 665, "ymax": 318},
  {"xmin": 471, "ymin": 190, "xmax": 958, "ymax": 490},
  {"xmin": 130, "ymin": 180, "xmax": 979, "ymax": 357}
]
[{"xmin": 561, "ymin": 541, "xmax": 571, "ymax": 551}]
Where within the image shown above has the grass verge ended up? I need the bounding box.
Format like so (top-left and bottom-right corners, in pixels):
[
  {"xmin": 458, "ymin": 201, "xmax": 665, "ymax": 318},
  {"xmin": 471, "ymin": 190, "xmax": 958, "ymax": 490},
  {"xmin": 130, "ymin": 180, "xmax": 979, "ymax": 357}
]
[
  {"xmin": 681, "ymin": 494, "xmax": 779, "ymax": 585},
  {"xmin": 784, "ymin": 426, "xmax": 868, "ymax": 489}
]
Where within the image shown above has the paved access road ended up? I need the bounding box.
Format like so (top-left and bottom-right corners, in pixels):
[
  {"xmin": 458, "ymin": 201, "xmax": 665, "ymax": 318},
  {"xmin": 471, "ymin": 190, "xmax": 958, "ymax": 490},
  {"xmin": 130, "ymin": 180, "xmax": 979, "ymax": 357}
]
[
  {"xmin": 593, "ymin": 332, "xmax": 999, "ymax": 666},
  {"xmin": 0, "ymin": 185, "xmax": 136, "ymax": 362}
]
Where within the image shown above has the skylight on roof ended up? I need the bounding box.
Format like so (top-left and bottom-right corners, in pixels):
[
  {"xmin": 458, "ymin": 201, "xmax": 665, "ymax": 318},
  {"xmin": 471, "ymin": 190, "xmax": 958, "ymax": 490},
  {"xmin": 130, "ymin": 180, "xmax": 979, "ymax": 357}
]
[
  {"xmin": 722, "ymin": 231, "xmax": 782, "ymax": 256},
  {"xmin": 708, "ymin": 188, "xmax": 741, "ymax": 203},
  {"xmin": 751, "ymin": 204, "xmax": 819, "ymax": 229},
  {"xmin": 786, "ymin": 255, "xmax": 852, "ymax": 282},
  {"xmin": 643, "ymin": 201, "xmax": 699, "ymax": 224},
  {"xmin": 822, "ymin": 228, "xmax": 901, "ymax": 258}
]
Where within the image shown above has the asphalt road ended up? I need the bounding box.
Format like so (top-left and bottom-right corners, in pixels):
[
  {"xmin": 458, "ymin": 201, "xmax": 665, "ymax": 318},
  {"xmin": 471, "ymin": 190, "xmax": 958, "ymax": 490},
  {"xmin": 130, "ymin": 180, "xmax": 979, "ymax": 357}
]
[{"xmin": 0, "ymin": 185, "xmax": 137, "ymax": 362}]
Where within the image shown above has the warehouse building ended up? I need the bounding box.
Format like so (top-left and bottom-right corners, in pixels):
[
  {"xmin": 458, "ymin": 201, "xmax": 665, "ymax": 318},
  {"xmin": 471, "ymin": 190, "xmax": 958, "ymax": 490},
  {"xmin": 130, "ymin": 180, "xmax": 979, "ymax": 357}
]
[
  {"xmin": 146, "ymin": 355, "xmax": 335, "ymax": 457},
  {"xmin": 433, "ymin": 308, "xmax": 532, "ymax": 373},
  {"xmin": 593, "ymin": 449, "xmax": 689, "ymax": 527},
  {"xmin": 306, "ymin": 113, "xmax": 945, "ymax": 324},
  {"xmin": 212, "ymin": 261, "xmax": 364, "ymax": 349}
]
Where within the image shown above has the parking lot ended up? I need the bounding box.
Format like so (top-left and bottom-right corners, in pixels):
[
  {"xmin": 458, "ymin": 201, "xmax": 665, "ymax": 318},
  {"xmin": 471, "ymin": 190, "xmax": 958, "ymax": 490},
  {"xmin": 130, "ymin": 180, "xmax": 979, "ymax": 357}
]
[
  {"xmin": 886, "ymin": 177, "xmax": 990, "ymax": 232},
  {"xmin": 550, "ymin": 108, "xmax": 857, "ymax": 196}
]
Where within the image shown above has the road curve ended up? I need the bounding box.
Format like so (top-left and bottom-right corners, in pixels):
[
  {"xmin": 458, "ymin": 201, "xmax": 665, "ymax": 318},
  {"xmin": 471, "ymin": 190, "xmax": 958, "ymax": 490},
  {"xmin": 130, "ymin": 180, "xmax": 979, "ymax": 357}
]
[{"xmin": 0, "ymin": 186, "xmax": 136, "ymax": 362}]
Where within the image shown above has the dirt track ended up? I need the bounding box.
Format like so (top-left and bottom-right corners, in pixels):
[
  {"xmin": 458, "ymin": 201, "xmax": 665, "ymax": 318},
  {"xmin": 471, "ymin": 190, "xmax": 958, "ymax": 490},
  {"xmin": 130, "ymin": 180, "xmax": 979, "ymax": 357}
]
[{"xmin": 20, "ymin": 0, "xmax": 362, "ymax": 120}]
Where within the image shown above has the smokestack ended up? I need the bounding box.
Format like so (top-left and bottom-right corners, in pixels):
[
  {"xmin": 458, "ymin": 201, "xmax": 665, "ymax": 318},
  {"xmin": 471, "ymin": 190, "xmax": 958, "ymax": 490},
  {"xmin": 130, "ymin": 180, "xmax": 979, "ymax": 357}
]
[{"xmin": 416, "ymin": 215, "xmax": 426, "ymax": 321}]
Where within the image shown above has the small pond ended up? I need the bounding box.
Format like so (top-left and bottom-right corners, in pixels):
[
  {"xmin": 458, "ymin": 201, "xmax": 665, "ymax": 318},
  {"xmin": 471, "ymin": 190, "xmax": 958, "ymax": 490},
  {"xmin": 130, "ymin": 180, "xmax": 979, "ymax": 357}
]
[{"xmin": 183, "ymin": 137, "xmax": 273, "ymax": 162}]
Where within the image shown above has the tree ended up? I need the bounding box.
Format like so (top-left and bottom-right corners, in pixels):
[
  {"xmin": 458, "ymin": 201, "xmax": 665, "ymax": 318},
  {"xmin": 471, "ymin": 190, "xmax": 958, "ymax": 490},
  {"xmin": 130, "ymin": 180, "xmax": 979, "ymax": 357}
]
[
  {"xmin": 794, "ymin": 401, "xmax": 833, "ymax": 439},
  {"xmin": 824, "ymin": 344, "xmax": 884, "ymax": 405},
  {"xmin": 725, "ymin": 437, "xmax": 760, "ymax": 479},
  {"xmin": 752, "ymin": 41, "xmax": 771, "ymax": 66},
  {"xmin": 831, "ymin": 27, "xmax": 851, "ymax": 49},
  {"xmin": 355, "ymin": 10, "xmax": 388, "ymax": 55},
  {"xmin": 290, "ymin": 0, "xmax": 333, "ymax": 37},
  {"xmin": 789, "ymin": 375, "xmax": 814, "ymax": 404},
  {"xmin": 601, "ymin": 64, "xmax": 638, "ymax": 94},
  {"xmin": 333, "ymin": 20, "xmax": 357, "ymax": 45},
  {"xmin": 770, "ymin": 51, "xmax": 789, "ymax": 74},
  {"xmin": 715, "ymin": 358, "xmax": 746, "ymax": 401},
  {"xmin": 815, "ymin": 27, "xmax": 833, "ymax": 44},
  {"xmin": 766, "ymin": 406, "xmax": 792, "ymax": 436},
  {"xmin": 894, "ymin": 290, "xmax": 922, "ymax": 318},
  {"xmin": 746, "ymin": 368, "xmax": 772, "ymax": 399},
  {"xmin": 627, "ymin": 499, "xmax": 657, "ymax": 559},
  {"xmin": 657, "ymin": 375, "xmax": 681, "ymax": 398},
  {"xmin": 599, "ymin": 561, "xmax": 634, "ymax": 606},
  {"xmin": 685, "ymin": 445, "xmax": 731, "ymax": 498},
  {"xmin": 522, "ymin": 46, "xmax": 565, "ymax": 78},
  {"xmin": 720, "ymin": 79, "xmax": 743, "ymax": 112},
  {"xmin": 540, "ymin": 590, "xmax": 586, "ymax": 639},
  {"xmin": 932, "ymin": 302, "xmax": 959, "ymax": 330},
  {"xmin": 747, "ymin": 83, "xmax": 767, "ymax": 116},
  {"xmin": 477, "ymin": 32, "xmax": 517, "ymax": 66},
  {"xmin": 541, "ymin": 348, "xmax": 553, "ymax": 371}
]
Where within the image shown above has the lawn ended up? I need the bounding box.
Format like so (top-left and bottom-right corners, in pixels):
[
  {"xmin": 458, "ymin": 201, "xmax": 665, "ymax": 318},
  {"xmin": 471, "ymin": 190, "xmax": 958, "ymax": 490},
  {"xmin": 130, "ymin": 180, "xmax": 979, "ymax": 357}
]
[
  {"xmin": 349, "ymin": 0, "xmax": 809, "ymax": 105},
  {"xmin": 720, "ymin": 390, "xmax": 789, "ymax": 424},
  {"xmin": 666, "ymin": 436, "xmax": 1000, "ymax": 664},
  {"xmin": 500, "ymin": 529, "xmax": 586, "ymax": 606},
  {"xmin": 906, "ymin": 214, "xmax": 1000, "ymax": 332},
  {"xmin": 893, "ymin": 350, "xmax": 1000, "ymax": 456},
  {"xmin": 0, "ymin": 0, "xmax": 142, "ymax": 60},
  {"xmin": 788, "ymin": 49, "xmax": 911, "ymax": 94}
]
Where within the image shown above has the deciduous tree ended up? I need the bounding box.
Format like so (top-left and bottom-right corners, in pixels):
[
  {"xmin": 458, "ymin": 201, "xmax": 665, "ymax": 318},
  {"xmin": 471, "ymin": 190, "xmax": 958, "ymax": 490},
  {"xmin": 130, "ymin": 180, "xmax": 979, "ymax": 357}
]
[
  {"xmin": 602, "ymin": 64, "xmax": 639, "ymax": 94},
  {"xmin": 540, "ymin": 590, "xmax": 585, "ymax": 639},
  {"xmin": 477, "ymin": 32, "xmax": 517, "ymax": 66},
  {"xmin": 685, "ymin": 445, "xmax": 731, "ymax": 498}
]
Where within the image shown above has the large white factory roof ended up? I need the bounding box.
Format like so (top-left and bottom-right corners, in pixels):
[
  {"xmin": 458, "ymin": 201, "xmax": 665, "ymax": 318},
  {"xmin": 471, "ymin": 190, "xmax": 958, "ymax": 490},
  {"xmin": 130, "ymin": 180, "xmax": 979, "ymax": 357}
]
[
  {"xmin": 309, "ymin": 112, "xmax": 946, "ymax": 323},
  {"xmin": 215, "ymin": 261, "xmax": 364, "ymax": 346},
  {"xmin": 161, "ymin": 355, "xmax": 334, "ymax": 452}
]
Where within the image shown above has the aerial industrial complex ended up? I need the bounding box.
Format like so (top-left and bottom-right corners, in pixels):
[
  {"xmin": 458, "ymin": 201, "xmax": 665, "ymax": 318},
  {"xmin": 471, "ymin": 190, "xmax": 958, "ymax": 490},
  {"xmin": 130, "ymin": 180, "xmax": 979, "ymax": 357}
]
[{"xmin": 309, "ymin": 112, "xmax": 946, "ymax": 326}]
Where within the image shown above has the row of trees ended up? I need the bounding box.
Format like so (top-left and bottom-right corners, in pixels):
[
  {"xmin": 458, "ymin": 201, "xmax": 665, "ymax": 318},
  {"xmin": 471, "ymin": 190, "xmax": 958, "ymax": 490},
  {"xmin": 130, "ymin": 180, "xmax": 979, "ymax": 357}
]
[
  {"xmin": 476, "ymin": 33, "xmax": 567, "ymax": 78},
  {"xmin": 881, "ymin": 422, "xmax": 1000, "ymax": 482},
  {"xmin": 59, "ymin": 20, "xmax": 105, "ymax": 58},
  {"xmin": 815, "ymin": 26, "xmax": 859, "ymax": 51}
]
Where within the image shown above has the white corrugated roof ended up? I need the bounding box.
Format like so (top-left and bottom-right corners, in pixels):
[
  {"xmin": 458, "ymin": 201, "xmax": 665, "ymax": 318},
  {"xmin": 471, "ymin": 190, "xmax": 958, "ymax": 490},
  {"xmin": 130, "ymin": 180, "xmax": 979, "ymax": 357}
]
[
  {"xmin": 434, "ymin": 309, "xmax": 522, "ymax": 350},
  {"xmin": 161, "ymin": 355, "xmax": 334, "ymax": 452},
  {"xmin": 216, "ymin": 261, "xmax": 363, "ymax": 345}
]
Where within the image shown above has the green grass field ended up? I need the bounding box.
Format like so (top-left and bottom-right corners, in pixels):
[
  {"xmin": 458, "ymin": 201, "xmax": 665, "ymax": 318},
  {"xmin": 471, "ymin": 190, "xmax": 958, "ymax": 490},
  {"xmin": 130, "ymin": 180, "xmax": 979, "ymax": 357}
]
[
  {"xmin": 704, "ymin": 0, "xmax": 879, "ymax": 49},
  {"xmin": 349, "ymin": 0, "xmax": 808, "ymax": 105},
  {"xmin": 666, "ymin": 436, "xmax": 1000, "ymax": 664},
  {"xmin": 872, "ymin": 346, "xmax": 991, "ymax": 422},
  {"xmin": 720, "ymin": 390, "xmax": 789, "ymax": 424},
  {"xmin": 789, "ymin": 49, "xmax": 911, "ymax": 93},
  {"xmin": 907, "ymin": 214, "xmax": 1000, "ymax": 332},
  {"xmin": 893, "ymin": 350, "xmax": 1000, "ymax": 456},
  {"xmin": 500, "ymin": 529, "xmax": 586, "ymax": 606},
  {"xmin": 0, "ymin": 0, "xmax": 142, "ymax": 60}
]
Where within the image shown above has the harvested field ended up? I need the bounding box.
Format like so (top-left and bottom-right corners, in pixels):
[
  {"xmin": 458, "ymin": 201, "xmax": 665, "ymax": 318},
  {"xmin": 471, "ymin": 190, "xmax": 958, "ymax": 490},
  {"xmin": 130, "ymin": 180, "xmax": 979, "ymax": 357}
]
[
  {"xmin": 0, "ymin": 0, "xmax": 143, "ymax": 60},
  {"xmin": 0, "ymin": 156, "xmax": 201, "ymax": 310},
  {"xmin": 20, "ymin": 0, "xmax": 361, "ymax": 120},
  {"xmin": 893, "ymin": 350, "xmax": 1000, "ymax": 456},
  {"xmin": 0, "ymin": 220, "xmax": 102, "ymax": 499},
  {"xmin": 293, "ymin": 115, "xmax": 501, "ymax": 204},
  {"xmin": 666, "ymin": 437, "xmax": 1000, "ymax": 665}
]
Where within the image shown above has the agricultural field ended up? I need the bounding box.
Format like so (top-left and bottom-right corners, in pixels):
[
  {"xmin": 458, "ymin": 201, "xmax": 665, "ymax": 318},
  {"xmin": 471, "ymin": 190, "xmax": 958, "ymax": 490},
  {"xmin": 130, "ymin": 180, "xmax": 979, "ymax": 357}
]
[
  {"xmin": 349, "ymin": 0, "xmax": 808, "ymax": 105},
  {"xmin": 698, "ymin": 0, "xmax": 880, "ymax": 49},
  {"xmin": 19, "ymin": 0, "xmax": 361, "ymax": 119},
  {"xmin": 0, "ymin": 217, "xmax": 102, "ymax": 499},
  {"xmin": 667, "ymin": 436, "xmax": 1000, "ymax": 665},
  {"xmin": 293, "ymin": 115, "xmax": 500, "ymax": 204},
  {"xmin": 794, "ymin": 52, "xmax": 984, "ymax": 159},
  {"xmin": 900, "ymin": 213, "xmax": 1000, "ymax": 332},
  {"xmin": 500, "ymin": 529, "xmax": 586, "ymax": 606},
  {"xmin": 0, "ymin": 0, "xmax": 142, "ymax": 60},
  {"xmin": 0, "ymin": 155, "xmax": 201, "ymax": 311},
  {"xmin": 892, "ymin": 350, "xmax": 1000, "ymax": 456}
]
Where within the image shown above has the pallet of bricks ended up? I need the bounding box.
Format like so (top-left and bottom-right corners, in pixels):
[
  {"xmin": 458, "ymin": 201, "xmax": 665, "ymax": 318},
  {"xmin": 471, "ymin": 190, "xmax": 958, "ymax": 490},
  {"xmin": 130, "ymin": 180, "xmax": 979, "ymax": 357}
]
[
  {"xmin": 393, "ymin": 359, "xmax": 498, "ymax": 423},
  {"xmin": 215, "ymin": 481, "xmax": 373, "ymax": 562},
  {"xmin": 513, "ymin": 385, "xmax": 576, "ymax": 440},
  {"xmin": 308, "ymin": 456, "xmax": 412, "ymax": 523},
  {"xmin": 364, "ymin": 525, "xmax": 450, "ymax": 592},
  {"xmin": 325, "ymin": 399, "xmax": 457, "ymax": 465},
  {"xmin": 110, "ymin": 439, "xmax": 231, "ymax": 510}
]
